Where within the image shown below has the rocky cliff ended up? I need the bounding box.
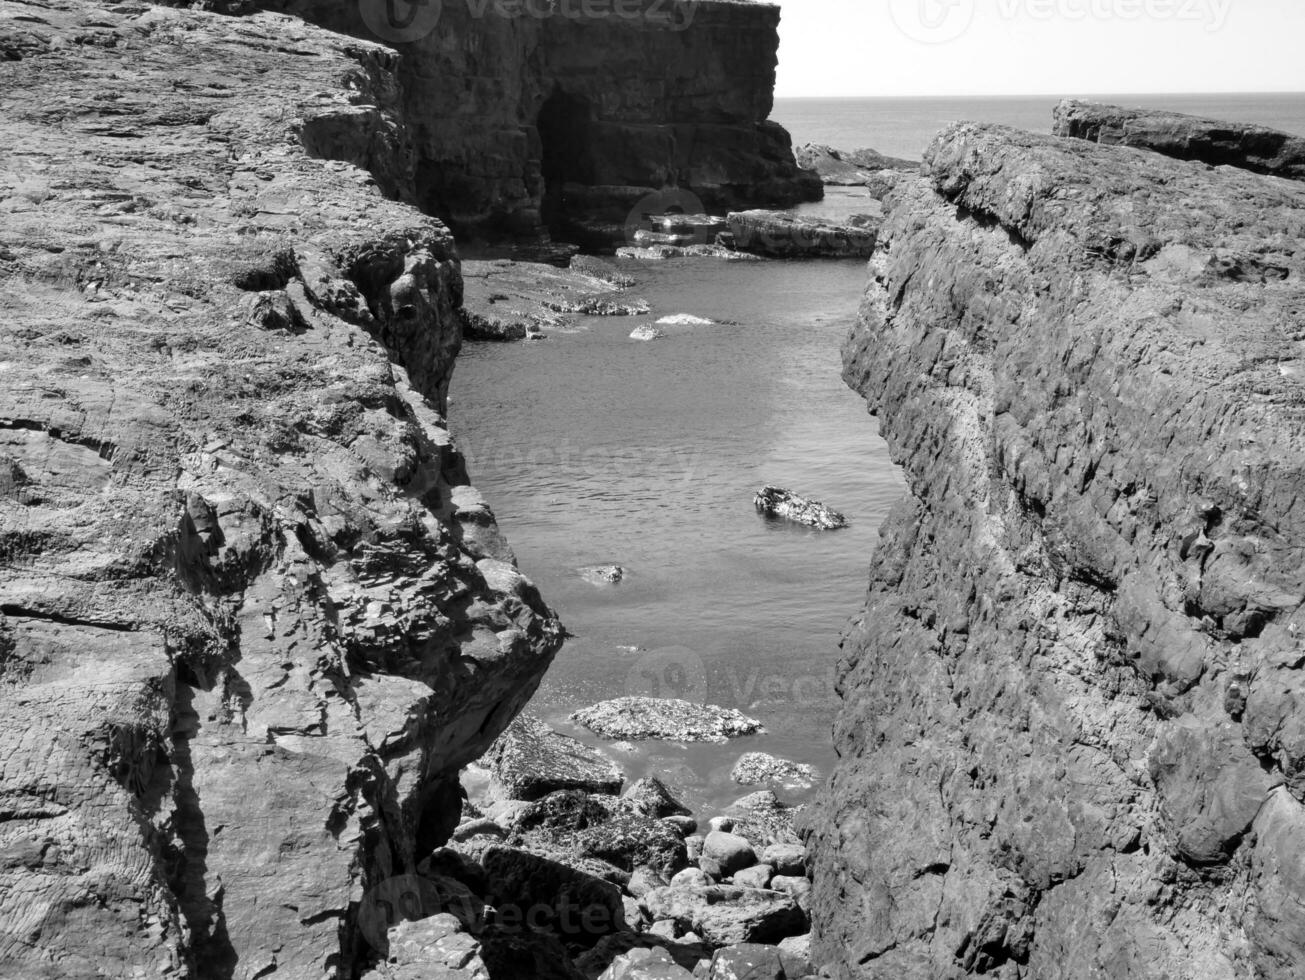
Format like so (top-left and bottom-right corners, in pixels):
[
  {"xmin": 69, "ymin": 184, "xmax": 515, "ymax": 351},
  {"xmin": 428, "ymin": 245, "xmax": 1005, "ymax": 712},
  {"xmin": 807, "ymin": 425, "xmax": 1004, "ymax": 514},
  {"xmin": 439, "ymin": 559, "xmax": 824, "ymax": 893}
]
[
  {"xmin": 0, "ymin": 2, "xmax": 562, "ymax": 977},
  {"xmin": 1054, "ymin": 100, "xmax": 1305, "ymax": 181},
  {"xmin": 260, "ymin": 0, "xmax": 822, "ymax": 242},
  {"xmin": 806, "ymin": 123, "xmax": 1305, "ymax": 978}
]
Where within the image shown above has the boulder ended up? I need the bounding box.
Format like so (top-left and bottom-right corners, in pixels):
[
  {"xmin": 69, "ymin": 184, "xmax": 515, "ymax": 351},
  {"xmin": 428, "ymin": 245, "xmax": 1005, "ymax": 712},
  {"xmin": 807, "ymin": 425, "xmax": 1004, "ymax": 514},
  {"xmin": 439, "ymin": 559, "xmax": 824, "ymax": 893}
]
[
  {"xmin": 598, "ymin": 946, "xmax": 695, "ymax": 980},
  {"xmin": 629, "ymin": 867, "xmax": 670, "ymax": 899},
  {"xmin": 631, "ymin": 325, "xmax": 665, "ymax": 342},
  {"xmin": 707, "ymin": 943, "xmax": 785, "ymax": 980},
  {"xmin": 729, "ymin": 752, "xmax": 819, "ymax": 789},
  {"xmin": 1053, "ymin": 99, "xmax": 1305, "ymax": 180},
  {"xmin": 776, "ymin": 934, "xmax": 814, "ymax": 979},
  {"xmin": 639, "ymin": 885, "xmax": 807, "ymax": 947},
  {"xmin": 571, "ymin": 698, "xmax": 765, "ymax": 743},
  {"xmin": 703, "ymin": 832, "xmax": 757, "ymax": 877},
  {"xmin": 760, "ymin": 844, "xmax": 806, "ymax": 878},
  {"xmin": 480, "ymin": 845, "xmax": 627, "ymax": 946},
  {"xmin": 753, "ymin": 486, "xmax": 849, "ymax": 529},
  {"xmin": 724, "ymin": 793, "xmax": 804, "ymax": 848},
  {"xmin": 726, "ymin": 211, "xmax": 878, "ymax": 259},
  {"xmin": 671, "ymin": 868, "xmax": 715, "ymax": 889},
  {"xmin": 731, "ymin": 865, "xmax": 774, "ymax": 890},
  {"xmin": 481, "ymin": 713, "xmax": 624, "ymax": 802},
  {"xmin": 624, "ymin": 776, "xmax": 693, "ymax": 819},
  {"xmin": 361, "ymin": 914, "xmax": 490, "ymax": 980},
  {"xmin": 508, "ymin": 791, "xmax": 690, "ymax": 878}
]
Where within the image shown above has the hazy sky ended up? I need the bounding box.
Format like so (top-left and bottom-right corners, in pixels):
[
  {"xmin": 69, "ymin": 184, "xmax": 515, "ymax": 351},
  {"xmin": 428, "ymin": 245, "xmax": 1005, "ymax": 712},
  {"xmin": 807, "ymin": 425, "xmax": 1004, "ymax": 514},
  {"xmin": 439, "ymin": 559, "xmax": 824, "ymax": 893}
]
[{"xmin": 774, "ymin": 0, "xmax": 1305, "ymax": 97}]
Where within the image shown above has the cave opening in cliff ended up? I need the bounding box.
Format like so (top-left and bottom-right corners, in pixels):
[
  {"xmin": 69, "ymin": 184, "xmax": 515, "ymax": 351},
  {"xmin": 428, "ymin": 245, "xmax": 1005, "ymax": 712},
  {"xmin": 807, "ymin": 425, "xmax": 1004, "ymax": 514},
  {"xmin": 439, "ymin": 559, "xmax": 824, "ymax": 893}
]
[{"xmin": 538, "ymin": 89, "xmax": 594, "ymax": 234}]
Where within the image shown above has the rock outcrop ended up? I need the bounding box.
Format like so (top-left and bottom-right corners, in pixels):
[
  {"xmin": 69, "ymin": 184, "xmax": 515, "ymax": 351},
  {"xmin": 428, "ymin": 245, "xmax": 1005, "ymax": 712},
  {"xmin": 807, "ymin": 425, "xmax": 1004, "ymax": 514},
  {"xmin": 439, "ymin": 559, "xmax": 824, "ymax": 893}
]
[
  {"xmin": 807, "ymin": 122, "xmax": 1305, "ymax": 978},
  {"xmin": 0, "ymin": 1, "xmax": 562, "ymax": 977},
  {"xmin": 794, "ymin": 143, "xmax": 920, "ymax": 185},
  {"xmin": 728, "ymin": 212, "xmax": 878, "ymax": 259},
  {"xmin": 260, "ymin": 0, "xmax": 822, "ymax": 242},
  {"xmin": 1053, "ymin": 99, "xmax": 1305, "ymax": 181}
]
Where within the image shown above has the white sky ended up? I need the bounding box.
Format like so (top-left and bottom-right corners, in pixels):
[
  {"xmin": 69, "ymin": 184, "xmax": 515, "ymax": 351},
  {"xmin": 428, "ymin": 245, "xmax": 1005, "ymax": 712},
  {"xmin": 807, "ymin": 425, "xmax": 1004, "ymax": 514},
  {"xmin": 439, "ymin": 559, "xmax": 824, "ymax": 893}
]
[{"xmin": 774, "ymin": 0, "xmax": 1305, "ymax": 97}]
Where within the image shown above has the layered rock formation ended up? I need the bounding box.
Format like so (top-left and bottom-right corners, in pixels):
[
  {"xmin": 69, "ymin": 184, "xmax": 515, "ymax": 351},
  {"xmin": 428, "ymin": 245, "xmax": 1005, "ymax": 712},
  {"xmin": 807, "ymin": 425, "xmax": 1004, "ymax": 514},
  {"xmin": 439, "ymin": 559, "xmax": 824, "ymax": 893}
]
[
  {"xmin": 1054, "ymin": 99, "xmax": 1305, "ymax": 181},
  {"xmin": 807, "ymin": 123, "xmax": 1305, "ymax": 978},
  {"xmin": 260, "ymin": 0, "xmax": 822, "ymax": 242},
  {"xmin": 0, "ymin": 2, "xmax": 562, "ymax": 976},
  {"xmin": 794, "ymin": 144, "xmax": 920, "ymax": 185}
]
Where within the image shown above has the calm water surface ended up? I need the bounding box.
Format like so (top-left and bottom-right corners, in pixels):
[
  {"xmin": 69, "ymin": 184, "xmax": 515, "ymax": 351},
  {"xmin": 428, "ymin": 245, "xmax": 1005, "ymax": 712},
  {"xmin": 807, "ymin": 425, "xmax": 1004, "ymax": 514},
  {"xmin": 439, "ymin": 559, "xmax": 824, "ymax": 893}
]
[
  {"xmin": 454, "ymin": 92, "xmax": 1305, "ymax": 815},
  {"xmin": 451, "ymin": 259, "xmax": 901, "ymax": 814}
]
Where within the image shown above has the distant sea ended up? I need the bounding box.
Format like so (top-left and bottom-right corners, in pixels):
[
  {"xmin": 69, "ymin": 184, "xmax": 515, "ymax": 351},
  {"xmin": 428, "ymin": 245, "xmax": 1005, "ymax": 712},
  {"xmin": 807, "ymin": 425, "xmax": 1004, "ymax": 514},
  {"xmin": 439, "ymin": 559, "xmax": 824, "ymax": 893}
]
[{"xmin": 773, "ymin": 93, "xmax": 1305, "ymax": 160}]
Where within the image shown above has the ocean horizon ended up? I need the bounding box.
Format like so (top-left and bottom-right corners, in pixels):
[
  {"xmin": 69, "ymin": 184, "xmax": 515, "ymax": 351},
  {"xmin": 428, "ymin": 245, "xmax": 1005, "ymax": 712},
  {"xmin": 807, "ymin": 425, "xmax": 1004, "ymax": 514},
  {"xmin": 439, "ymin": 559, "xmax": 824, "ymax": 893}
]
[{"xmin": 774, "ymin": 91, "xmax": 1305, "ymax": 159}]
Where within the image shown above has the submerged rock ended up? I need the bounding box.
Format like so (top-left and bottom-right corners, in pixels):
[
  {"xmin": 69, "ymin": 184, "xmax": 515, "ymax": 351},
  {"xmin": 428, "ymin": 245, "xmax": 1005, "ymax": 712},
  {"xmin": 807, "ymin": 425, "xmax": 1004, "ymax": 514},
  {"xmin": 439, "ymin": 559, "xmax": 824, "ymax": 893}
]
[
  {"xmin": 727, "ymin": 210, "xmax": 878, "ymax": 259},
  {"xmin": 571, "ymin": 697, "xmax": 766, "ymax": 743},
  {"xmin": 630, "ymin": 325, "xmax": 665, "ymax": 342},
  {"xmin": 729, "ymin": 752, "xmax": 819, "ymax": 789},
  {"xmin": 656, "ymin": 314, "xmax": 715, "ymax": 327},
  {"xmin": 580, "ymin": 564, "xmax": 627, "ymax": 585},
  {"xmin": 753, "ymin": 486, "xmax": 849, "ymax": 529},
  {"xmin": 480, "ymin": 713, "xmax": 624, "ymax": 802}
]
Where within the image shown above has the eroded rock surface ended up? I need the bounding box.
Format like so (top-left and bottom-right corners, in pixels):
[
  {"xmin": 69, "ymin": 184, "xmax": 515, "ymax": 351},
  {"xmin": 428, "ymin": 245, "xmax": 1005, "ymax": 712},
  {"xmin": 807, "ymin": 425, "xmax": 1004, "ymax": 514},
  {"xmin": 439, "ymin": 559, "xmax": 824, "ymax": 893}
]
[
  {"xmin": 0, "ymin": 2, "xmax": 561, "ymax": 976},
  {"xmin": 807, "ymin": 122, "xmax": 1305, "ymax": 978},
  {"xmin": 572, "ymin": 698, "xmax": 766, "ymax": 743},
  {"xmin": 1053, "ymin": 99, "xmax": 1305, "ymax": 180},
  {"xmin": 795, "ymin": 143, "xmax": 920, "ymax": 185}
]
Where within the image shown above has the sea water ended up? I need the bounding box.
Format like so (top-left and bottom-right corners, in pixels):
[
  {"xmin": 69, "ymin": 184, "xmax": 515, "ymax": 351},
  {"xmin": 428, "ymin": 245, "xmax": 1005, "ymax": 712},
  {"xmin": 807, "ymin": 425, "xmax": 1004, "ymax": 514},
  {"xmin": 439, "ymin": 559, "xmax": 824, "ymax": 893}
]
[{"xmin": 451, "ymin": 93, "xmax": 1304, "ymax": 815}]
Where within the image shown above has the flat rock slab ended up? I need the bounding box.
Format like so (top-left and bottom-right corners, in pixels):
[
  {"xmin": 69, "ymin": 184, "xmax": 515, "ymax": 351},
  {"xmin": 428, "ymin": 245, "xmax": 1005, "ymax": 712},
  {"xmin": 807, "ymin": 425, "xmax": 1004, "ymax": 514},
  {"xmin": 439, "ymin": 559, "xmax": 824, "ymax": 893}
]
[
  {"xmin": 1053, "ymin": 99, "xmax": 1305, "ymax": 180},
  {"xmin": 727, "ymin": 211, "xmax": 878, "ymax": 259},
  {"xmin": 461, "ymin": 259, "xmax": 649, "ymax": 341},
  {"xmin": 480, "ymin": 713, "xmax": 624, "ymax": 802},
  {"xmin": 571, "ymin": 698, "xmax": 765, "ymax": 743}
]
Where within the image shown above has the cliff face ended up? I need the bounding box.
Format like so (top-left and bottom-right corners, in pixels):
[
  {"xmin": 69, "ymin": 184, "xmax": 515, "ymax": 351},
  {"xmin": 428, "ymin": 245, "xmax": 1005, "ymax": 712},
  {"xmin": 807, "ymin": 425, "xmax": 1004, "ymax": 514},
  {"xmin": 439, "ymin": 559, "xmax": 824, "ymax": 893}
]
[
  {"xmin": 0, "ymin": 2, "xmax": 561, "ymax": 977},
  {"xmin": 262, "ymin": 0, "xmax": 822, "ymax": 240},
  {"xmin": 807, "ymin": 124, "xmax": 1305, "ymax": 979}
]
